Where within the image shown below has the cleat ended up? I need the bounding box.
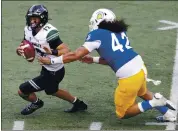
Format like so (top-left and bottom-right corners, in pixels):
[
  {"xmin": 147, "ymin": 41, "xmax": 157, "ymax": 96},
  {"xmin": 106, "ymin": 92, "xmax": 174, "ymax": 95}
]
[
  {"xmin": 165, "ymin": 100, "xmax": 176, "ymax": 111},
  {"xmin": 156, "ymin": 116, "xmax": 169, "ymax": 122},
  {"xmin": 21, "ymin": 100, "xmax": 44, "ymax": 115},
  {"xmin": 64, "ymin": 99, "xmax": 88, "ymax": 113},
  {"xmin": 155, "ymin": 116, "xmax": 176, "ymax": 122},
  {"xmin": 156, "ymin": 110, "xmax": 177, "ymax": 122},
  {"xmin": 150, "ymin": 93, "xmax": 176, "ymax": 110}
]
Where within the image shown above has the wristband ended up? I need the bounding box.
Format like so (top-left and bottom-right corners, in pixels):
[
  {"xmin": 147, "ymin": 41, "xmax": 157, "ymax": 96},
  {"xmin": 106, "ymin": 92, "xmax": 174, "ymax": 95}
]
[
  {"xmin": 50, "ymin": 56, "xmax": 63, "ymax": 64},
  {"xmin": 51, "ymin": 49, "xmax": 58, "ymax": 56},
  {"xmin": 93, "ymin": 57, "xmax": 100, "ymax": 63}
]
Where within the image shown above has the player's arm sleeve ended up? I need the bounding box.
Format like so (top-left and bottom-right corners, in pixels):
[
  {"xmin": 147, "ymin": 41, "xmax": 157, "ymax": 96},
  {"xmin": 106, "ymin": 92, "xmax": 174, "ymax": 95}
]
[
  {"xmin": 47, "ymin": 30, "xmax": 63, "ymax": 50},
  {"xmin": 82, "ymin": 33, "xmax": 101, "ymax": 52},
  {"xmin": 83, "ymin": 41, "xmax": 101, "ymax": 52}
]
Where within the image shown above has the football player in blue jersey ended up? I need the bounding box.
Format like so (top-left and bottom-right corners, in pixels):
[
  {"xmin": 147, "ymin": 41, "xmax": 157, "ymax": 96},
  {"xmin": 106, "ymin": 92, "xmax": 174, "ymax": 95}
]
[{"xmin": 38, "ymin": 9, "xmax": 176, "ymax": 122}]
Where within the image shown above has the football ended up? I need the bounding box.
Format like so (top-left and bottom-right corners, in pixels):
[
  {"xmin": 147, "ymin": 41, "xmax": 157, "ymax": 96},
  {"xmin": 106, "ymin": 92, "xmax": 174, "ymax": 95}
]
[{"xmin": 20, "ymin": 40, "xmax": 35, "ymax": 62}]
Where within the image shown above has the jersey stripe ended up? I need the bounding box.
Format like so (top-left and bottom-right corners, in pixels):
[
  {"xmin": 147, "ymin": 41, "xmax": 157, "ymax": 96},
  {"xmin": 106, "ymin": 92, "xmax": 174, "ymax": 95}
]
[
  {"xmin": 47, "ymin": 32, "xmax": 59, "ymax": 41},
  {"xmin": 28, "ymin": 80, "xmax": 40, "ymax": 90}
]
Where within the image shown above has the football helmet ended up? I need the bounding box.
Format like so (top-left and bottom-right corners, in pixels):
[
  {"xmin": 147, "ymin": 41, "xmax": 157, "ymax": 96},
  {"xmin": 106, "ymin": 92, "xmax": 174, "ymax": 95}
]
[
  {"xmin": 89, "ymin": 8, "xmax": 116, "ymax": 31},
  {"xmin": 26, "ymin": 4, "xmax": 48, "ymax": 29}
]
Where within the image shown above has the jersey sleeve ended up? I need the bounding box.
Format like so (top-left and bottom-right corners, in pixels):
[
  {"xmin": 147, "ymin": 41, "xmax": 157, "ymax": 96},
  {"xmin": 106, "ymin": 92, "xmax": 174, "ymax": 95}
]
[
  {"xmin": 82, "ymin": 31, "xmax": 101, "ymax": 52},
  {"xmin": 46, "ymin": 30, "xmax": 63, "ymax": 50}
]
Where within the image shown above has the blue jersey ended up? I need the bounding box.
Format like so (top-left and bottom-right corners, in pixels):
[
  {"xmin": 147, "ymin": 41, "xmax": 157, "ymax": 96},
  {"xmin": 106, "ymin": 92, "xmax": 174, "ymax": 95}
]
[{"xmin": 84, "ymin": 29, "xmax": 138, "ymax": 72}]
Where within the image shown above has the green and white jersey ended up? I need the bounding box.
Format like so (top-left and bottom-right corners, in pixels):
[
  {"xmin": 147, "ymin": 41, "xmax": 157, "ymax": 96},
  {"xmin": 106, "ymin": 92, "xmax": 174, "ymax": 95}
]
[{"xmin": 24, "ymin": 23, "xmax": 64, "ymax": 71}]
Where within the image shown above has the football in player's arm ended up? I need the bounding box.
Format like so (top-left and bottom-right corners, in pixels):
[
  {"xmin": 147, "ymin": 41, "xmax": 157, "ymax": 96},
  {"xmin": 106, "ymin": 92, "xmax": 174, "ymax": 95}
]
[
  {"xmin": 38, "ymin": 9, "xmax": 176, "ymax": 122},
  {"xmin": 16, "ymin": 4, "xmax": 87, "ymax": 115}
]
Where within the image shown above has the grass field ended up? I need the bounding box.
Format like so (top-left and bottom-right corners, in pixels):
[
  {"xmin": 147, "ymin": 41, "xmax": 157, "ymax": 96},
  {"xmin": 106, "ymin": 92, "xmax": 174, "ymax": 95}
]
[{"xmin": 2, "ymin": 1, "xmax": 178, "ymax": 130}]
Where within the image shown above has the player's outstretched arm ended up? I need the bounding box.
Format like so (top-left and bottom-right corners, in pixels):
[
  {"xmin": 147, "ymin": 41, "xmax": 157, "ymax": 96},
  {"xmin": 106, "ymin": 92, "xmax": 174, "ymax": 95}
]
[
  {"xmin": 56, "ymin": 43, "xmax": 70, "ymax": 56},
  {"xmin": 61, "ymin": 46, "xmax": 90, "ymax": 63},
  {"xmin": 80, "ymin": 55, "xmax": 108, "ymax": 65},
  {"xmin": 38, "ymin": 46, "xmax": 90, "ymax": 65}
]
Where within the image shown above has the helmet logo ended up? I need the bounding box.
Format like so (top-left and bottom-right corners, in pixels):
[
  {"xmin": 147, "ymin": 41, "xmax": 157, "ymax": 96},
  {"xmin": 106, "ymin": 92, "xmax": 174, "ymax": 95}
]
[
  {"xmin": 96, "ymin": 12, "xmax": 104, "ymax": 20},
  {"xmin": 36, "ymin": 9, "xmax": 41, "ymax": 13}
]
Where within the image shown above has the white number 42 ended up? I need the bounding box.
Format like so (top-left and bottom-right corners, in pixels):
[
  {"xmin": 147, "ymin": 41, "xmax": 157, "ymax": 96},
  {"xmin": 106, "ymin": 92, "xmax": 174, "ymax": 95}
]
[{"xmin": 111, "ymin": 32, "xmax": 132, "ymax": 52}]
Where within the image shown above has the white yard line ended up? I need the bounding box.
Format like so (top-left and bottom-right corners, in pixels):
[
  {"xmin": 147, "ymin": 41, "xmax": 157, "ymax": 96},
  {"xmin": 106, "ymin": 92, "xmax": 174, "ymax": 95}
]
[
  {"xmin": 159, "ymin": 20, "xmax": 178, "ymax": 26},
  {"xmin": 89, "ymin": 122, "xmax": 102, "ymax": 130},
  {"xmin": 158, "ymin": 26, "xmax": 178, "ymax": 31},
  {"xmin": 165, "ymin": 29, "xmax": 178, "ymax": 130},
  {"xmin": 146, "ymin": 122, "xmax": 178, "ymax": 126},
  {"xmin": 12, "ymin": 121, "xmax": 24, "ymax": 130}
]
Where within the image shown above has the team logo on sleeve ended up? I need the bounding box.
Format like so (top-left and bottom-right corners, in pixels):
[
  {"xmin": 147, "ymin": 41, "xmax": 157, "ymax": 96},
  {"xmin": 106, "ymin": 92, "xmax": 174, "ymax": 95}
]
[{"xmin": 86, "ymin": 34, "xmax": 91, "ymax": 41}]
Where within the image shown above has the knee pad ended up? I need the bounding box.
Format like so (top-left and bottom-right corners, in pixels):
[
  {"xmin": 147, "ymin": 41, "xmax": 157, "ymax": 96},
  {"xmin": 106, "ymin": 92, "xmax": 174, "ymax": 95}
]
[
  {"xmin": 19, "ymin": 81, "xmax": 37, "ymax": 94},
  {"xmin": 19, "ymin": 83, "xmax": 29, "ymax": 94}
]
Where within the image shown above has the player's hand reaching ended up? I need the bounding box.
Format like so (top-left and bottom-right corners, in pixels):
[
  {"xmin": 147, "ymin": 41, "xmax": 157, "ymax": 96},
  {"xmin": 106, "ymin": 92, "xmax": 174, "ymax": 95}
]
[
  {"xmin": 16, "ymin": 43, "xmax": 24, "ymax": 56},
  {"xmin": 42, "ymin": 45, "xmax": 52, "ymax": 55},
  {"xmin": 80, "ymin": 55, "xmax": 94, "ymax": 64}
]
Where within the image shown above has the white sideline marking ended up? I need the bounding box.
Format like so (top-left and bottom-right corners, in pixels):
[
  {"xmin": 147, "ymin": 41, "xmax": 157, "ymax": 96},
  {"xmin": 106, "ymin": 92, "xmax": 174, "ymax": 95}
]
[
  {"xmin": 12, "ymin": 121, "xmax": 24, "ymax": 130},
  {"xmin": 89, "ymin": 122, "xmax": 102, "ymax": 130},
  {"xmin": 165, "ymin": 29, "xmax": 178, "ymax": 130},
  {"xmin": 146, "ymin": 122, "xmax": 178, "ymax": 126},
  {"xmin": 158, "ymin": 20, "xmax": 178, "ymax": 130},
  {"xmin": 158, "ymin": 26, "xmax": 178, "ymax": 31}
]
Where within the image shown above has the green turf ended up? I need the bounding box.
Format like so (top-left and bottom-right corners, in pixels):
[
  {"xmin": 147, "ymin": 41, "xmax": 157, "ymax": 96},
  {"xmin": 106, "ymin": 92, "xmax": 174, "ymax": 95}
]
[{"xmin": 2, "ymin": 1, "xmax": 178, "ymax": 130}]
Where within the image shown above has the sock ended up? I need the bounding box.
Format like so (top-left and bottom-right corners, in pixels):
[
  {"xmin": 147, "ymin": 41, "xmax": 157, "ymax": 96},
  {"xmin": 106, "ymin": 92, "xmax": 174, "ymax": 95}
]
[
  {"xmin": 138, "ymin": 100, "xmax": 153, "ymax": 112},
  {"xmin": 72, "ymin": 97, "xmax": 77, "ymax": 104},
  {"xmin": 33, "ymin": 98, "xmax": 39, "ymax": 104},
  {"xmin": 155, "ymin": 106, "xmax": 169, "ymax": 115}
]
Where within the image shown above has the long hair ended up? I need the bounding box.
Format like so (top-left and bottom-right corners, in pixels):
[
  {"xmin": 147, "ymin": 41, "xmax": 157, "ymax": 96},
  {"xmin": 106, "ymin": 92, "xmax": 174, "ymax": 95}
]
[{"xmin": 98, "ymin": 19, "xmax": 129, "ymax": 33}]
